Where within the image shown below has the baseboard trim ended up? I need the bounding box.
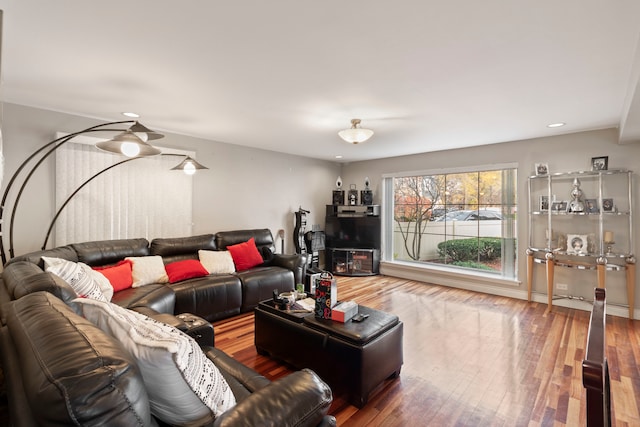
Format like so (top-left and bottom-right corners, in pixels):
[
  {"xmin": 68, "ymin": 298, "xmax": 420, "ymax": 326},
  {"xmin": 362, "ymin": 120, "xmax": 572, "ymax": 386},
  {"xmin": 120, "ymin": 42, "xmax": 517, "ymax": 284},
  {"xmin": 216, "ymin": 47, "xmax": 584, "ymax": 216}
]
[{"xmin": 380, "ymin": 261, "xmax": 637, "ymax": 319}]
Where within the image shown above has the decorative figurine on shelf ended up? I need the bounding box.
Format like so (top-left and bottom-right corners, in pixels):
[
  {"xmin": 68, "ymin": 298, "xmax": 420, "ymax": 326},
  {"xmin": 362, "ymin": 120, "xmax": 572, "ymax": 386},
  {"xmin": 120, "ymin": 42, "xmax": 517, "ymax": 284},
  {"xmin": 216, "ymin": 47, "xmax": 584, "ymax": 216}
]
[
  {"xmin": 567, "ymin": 178, "xmax": 585, "ymax": 213},
  {"xmin": 332, "ymin": 176, "xmax": 345, "ymax": 205},
  {"xmin": 361, "ymin": 176, "xmax": 373, "ymax": 205}
]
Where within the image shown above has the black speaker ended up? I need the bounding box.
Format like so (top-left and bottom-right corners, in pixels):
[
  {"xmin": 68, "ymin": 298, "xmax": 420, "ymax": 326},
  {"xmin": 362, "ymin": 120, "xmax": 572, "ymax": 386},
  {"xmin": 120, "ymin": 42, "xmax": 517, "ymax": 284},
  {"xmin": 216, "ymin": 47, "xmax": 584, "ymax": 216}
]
[
  {"xmin": 361, "ymin": 190, "xmax": 373, "ymax": 205},
  {"xmin": 332, "ymin": 190, "xmax": 345, "ymax": 205}
]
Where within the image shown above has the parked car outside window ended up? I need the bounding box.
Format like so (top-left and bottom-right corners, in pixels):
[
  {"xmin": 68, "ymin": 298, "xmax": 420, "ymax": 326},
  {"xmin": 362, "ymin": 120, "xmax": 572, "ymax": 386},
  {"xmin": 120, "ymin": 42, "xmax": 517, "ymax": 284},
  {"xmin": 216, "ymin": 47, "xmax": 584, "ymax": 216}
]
[{"xmin": 434, "ymin": 209, "xmax": 503, "ymax": 221}]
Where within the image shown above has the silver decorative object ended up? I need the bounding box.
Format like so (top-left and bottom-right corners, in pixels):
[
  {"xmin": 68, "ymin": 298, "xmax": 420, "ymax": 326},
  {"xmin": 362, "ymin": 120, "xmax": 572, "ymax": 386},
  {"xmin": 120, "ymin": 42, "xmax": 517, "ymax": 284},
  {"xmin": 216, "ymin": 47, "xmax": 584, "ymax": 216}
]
[{"xmin": 568, "ymin": 178, "xmax": 585, "ymax": 213}]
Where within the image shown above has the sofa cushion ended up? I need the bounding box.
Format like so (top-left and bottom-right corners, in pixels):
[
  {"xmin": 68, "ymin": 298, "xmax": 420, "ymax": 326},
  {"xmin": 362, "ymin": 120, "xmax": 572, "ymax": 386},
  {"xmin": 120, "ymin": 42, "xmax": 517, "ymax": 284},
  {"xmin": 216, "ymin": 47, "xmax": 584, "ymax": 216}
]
[
  {"xmin": 75, "ymin": 298, "xmax": 236, "ymax": 424},
  {"xmin": 150, "ymin": 234, "xmax": 216, "ymax": 258},
  {"xmin": 42, "ymin": 257, "xmax": 111, "ymax": 302},
  {"xmin": 215, "ymin": 228, "xmax": 276, "ymax": 252},
  {"xmin": 227, "ymin": 238, "xmax": 264, "ymax": 272},
  {"xmin": 236, "ymin": 266, "xmax": 294, "ymax": 312},
  {"xmin": 126, "ymin": 256, "xmax": 169, "ymax": 287},
  {"xmin": 6, "ymin": 245, "xmax": 78, "ymax": 269},
  {"xmin": 72, "ymin": 238, "xmax": 150, "ymax": 266},
  {"xmin": 165, "ymin": 259, "xmax": 209, "ymax": 283},
  {"xmin": 6, "ymin": 292, "xmax": 151, "ymax": 426},
  {"xmin": 199, "ymin": 250, "xmax": 236, "ymax": 274},
  {"xmin": 93, "ymin": 259, "xmax": 134, "ymax": 292},
  {"xmin": 1, "ymin": 261, "xmax": 78, "ymax": 303},
  {"xmin": 110, "ymin": 284, "xmax": 176, "ymax": 314},
  {"xmin": 172, "ymin": 275, "xmax": 242, "ymax": 322}
]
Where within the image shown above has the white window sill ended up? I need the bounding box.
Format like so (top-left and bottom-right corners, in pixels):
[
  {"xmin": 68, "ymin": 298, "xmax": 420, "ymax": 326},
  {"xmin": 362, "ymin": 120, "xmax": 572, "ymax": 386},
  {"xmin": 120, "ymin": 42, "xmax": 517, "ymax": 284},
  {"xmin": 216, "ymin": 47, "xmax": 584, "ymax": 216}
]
[{"xmin": 380, "ymin": 260, "xmax": 523, "ymax": 298}]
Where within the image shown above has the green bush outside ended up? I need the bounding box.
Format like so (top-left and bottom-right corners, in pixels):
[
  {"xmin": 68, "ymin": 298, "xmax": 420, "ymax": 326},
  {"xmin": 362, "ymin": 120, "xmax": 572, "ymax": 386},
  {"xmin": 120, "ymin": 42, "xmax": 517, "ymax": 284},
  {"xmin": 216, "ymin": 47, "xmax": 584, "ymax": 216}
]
[{"xmin": 437, "ymin": 237, "xmax": 502, "ymax": 262}]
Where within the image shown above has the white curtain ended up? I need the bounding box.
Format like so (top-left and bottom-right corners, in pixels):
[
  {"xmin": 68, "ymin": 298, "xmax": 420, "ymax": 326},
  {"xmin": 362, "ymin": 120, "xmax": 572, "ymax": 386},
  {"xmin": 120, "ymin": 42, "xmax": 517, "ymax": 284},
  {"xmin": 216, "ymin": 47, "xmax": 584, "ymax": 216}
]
[{"xmin": 54, "ymin": 141, "xmax": 194, "ymax": 246}]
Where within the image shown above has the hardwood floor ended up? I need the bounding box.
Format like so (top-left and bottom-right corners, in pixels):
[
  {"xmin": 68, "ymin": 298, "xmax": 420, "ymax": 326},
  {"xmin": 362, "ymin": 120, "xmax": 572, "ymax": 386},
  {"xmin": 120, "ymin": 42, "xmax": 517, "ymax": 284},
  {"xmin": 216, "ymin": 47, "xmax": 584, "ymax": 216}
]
[{"xmin": 213, "ymin": 275, "xmax": 640, "ymax": 426}]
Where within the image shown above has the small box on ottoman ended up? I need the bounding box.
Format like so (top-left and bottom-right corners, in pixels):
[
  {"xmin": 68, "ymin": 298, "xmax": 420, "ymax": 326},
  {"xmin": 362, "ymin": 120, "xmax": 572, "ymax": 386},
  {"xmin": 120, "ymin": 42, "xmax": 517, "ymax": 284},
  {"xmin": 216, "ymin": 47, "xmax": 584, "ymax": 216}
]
[{"xmin": 332, "ymin": 301, "xmax": 358, "ymax": 322}]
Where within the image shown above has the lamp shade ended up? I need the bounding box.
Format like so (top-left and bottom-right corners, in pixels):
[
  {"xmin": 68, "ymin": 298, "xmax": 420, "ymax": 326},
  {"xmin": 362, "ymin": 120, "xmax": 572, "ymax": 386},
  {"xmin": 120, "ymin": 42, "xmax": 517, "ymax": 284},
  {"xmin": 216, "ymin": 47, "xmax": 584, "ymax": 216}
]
[
  {"xmin": 338, "ymin": 119, "xmax": 374, "ymax": 144},
  {"xmin": 128, "ymin": 121, "xmax": 164, "ymax": 141},
  {"xmin": 96, "ymin": 130, "xmax": 162, "ymax": 157},
  {"xmin": 170, "ymin": 156, "xmax": 208, "ymax": 175}
]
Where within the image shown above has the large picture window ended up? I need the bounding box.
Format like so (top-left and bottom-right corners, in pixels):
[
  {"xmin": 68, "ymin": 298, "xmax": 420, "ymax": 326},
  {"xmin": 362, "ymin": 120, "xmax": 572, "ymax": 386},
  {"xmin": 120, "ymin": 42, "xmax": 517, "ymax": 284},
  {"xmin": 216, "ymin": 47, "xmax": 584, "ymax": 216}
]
[{"xmin": 384, "ymin": 166, "xmax": 517, "ymax": 278}]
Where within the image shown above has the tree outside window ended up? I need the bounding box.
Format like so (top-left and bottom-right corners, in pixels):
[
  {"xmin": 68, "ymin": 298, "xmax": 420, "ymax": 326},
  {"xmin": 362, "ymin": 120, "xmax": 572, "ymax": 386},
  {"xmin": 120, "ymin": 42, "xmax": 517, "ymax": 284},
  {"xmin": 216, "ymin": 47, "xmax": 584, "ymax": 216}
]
[{"xmin": 391, "ymin": 169, "xmax": 516, "ymax": 276}]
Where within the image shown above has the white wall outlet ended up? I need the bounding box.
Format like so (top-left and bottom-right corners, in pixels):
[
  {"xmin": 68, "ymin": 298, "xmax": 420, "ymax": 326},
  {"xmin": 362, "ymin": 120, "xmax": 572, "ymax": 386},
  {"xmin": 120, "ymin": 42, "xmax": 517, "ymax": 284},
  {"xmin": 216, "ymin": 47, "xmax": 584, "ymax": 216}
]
[{"xmin": 556, "ymin": 283, "xmax": 568, "ymax": 291}]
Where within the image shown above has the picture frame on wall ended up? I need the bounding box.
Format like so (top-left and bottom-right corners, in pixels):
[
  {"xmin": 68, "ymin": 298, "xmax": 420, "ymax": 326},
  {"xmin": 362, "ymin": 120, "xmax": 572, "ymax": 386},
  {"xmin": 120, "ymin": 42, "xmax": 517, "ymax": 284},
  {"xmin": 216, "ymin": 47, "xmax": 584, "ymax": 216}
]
[
  {"xmin": 585, "ymin": 199, "xmax": 599, "ymax": 213},
  {"xmin": 539, "ymin": 195, "xmax": 549, "ymax": 211},
  {"xmin": 591, "ymin": 156, "xmax": 608, "ymax": 171},
  {"xmin": 535, "ymin": 163, "xmax": 549, "ymax": 176},
  {"xmin": 602, "ymin": 198, "xmax": 614, "ymax": 212}
]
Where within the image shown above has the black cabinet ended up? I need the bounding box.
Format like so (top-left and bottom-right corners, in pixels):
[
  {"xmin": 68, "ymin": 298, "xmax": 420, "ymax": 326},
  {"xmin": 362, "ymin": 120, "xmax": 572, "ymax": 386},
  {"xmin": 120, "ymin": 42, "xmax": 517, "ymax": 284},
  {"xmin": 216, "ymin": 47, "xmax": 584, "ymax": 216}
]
[
  {"xmin": 326, "ymin": 248, "xmax": 380, "ymax": 276},
  {"xmin": 325, "ymin": 205, "xmax": 381, "ymax": 276}
]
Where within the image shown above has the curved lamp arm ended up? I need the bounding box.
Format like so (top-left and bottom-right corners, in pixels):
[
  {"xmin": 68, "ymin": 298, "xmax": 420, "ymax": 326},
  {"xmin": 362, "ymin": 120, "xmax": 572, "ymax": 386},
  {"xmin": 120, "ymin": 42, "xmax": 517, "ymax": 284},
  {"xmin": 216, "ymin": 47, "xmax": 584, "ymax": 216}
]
[{"xmin": 0, "ymin": 120, "xmax": 157, "ymax": 263}]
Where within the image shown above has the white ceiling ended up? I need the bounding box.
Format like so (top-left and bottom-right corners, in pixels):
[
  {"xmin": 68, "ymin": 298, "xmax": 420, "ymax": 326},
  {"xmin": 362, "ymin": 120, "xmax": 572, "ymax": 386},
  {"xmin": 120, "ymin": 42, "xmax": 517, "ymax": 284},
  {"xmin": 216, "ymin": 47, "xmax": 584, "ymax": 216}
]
[{"xmin": 1, "ymin": 1, "xmax": 640, "ymax": 162}]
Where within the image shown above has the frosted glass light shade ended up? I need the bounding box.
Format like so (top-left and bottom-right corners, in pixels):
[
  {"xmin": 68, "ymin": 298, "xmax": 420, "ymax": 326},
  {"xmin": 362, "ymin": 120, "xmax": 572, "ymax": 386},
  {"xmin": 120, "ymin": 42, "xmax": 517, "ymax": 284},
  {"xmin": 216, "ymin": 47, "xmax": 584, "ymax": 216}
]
[
  {"xmin": 128, "ymin": 121, "xmax": 164, "ymax": 141},
  {"xmin": 96, "ymin": 130, "xmax": 162, "ymax": 157},
  {"xmin": 338, "ymin": 119, "xmax": 374, "ymax": 144},
  {"xmin": 171, "ymin": 156, "xmax": 208, "ymax": 175}
]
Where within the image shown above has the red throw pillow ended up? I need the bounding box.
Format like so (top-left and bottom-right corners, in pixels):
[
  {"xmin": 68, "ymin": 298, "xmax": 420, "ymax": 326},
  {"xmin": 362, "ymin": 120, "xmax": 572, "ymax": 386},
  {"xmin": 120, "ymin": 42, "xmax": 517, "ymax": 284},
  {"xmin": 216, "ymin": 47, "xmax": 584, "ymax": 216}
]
[
  {"xmin": 93, "ymin": 260, "xmax": 133, "ymax": 292},
  {"xmin": 227, "ymin": 237, "xmax": 264, "ymax": 271},
  {"xmin": 165, "ymin": 259, "xmax": 209, "ymax": 284}
]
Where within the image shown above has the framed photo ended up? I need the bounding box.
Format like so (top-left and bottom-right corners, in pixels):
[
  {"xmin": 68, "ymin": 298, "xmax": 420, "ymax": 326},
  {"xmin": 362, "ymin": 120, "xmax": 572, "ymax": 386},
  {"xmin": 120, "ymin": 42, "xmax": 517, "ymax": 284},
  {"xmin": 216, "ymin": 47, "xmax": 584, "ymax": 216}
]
[
  {"xmin": 550, "ymin": 200, "xmax": 567, "ymax": 212},
  {"xmin": 602, "ymin": 198, "xmax": 614, "ymax": 212},
  {"xmin": 566, "ymin": 234, "xmax": 589, "ymax": 255},
  {"xmin": 535, "ymin": 163, "xmax": 549, "ymax": 176},
  {"xmin": 591, "ymin": 156, "xmax": 608, "ymax": 171},
  {"xmin": 539, "ymin": 195, "xmax": 549, "ymax": 211},
  {"xmin": 584, "ymin": 198, "xmax": 599, "ymax": 213}
]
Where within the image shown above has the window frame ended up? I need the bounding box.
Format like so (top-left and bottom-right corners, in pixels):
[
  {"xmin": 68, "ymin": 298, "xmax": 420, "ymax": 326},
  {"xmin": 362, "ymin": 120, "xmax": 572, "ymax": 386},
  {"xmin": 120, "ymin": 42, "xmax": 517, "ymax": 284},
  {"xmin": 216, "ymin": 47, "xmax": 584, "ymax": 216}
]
[{"xmin": 381, "ymin": 163, "xmax": 518, "ymax": 280}]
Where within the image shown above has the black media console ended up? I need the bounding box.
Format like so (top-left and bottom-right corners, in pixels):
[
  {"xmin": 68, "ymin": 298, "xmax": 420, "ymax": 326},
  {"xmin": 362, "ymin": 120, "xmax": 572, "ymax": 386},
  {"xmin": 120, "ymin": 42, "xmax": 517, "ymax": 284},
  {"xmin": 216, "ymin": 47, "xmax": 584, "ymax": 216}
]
[{"xmin": 324, "ymin": 205, "xmax": 380, "ymax": 276}]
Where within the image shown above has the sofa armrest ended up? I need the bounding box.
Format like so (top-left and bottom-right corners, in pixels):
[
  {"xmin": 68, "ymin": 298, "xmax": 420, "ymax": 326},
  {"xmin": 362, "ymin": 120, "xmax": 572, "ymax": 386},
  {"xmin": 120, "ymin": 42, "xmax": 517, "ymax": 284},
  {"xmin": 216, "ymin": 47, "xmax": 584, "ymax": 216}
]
[
  {"xmin": 212, "ymin": 368, "xmax": 333, "ymax": 427},
  {"xmin": 271, "ymin": 253, "xmax": 307, "ymax": 286},
  {"xmin": 130, "ymin": 306, "xmax": 188, "ymax": 330}
]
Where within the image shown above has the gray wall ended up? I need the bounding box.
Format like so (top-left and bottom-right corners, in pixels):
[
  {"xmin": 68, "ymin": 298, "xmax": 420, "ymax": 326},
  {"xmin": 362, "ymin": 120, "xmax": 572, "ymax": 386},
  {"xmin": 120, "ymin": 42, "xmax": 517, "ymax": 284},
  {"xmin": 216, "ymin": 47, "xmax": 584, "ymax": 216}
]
[
  {"xmin": 1, "ymin": 103, "xmax": 341, "ymax": 257},
  {"xmin": 340, "ymin": 128, "xmax": 640, "ymax": 313},
  {"xmin": 4, "ymin": 103, "xmax": 640, "ymax": 314}
]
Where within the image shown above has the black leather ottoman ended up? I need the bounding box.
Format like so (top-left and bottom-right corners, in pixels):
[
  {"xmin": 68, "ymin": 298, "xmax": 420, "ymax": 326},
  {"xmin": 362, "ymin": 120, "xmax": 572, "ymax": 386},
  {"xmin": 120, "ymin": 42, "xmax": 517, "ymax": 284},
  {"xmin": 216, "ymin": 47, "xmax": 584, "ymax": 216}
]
[{"xmin": 255, "ymin": 302, "xmax": 403, "ymax": 407}]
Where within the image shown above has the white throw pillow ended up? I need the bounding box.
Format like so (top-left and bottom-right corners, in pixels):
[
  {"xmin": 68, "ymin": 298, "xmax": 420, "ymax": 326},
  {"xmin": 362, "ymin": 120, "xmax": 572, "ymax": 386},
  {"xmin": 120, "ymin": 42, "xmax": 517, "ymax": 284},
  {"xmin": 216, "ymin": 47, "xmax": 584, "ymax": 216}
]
[
  {"xmin": 198, "ymin": 250, "xmax": 236, "ymax": 274},
  {"xmin": 125, "ymin": 256, "xmax": 169, "ymax": 287},
  {"xmin": 74, "ymin": 298, "xmax": 236, "ymax": 424},
  {"xmin": 88, "ymin": 268, "xmax": 114, "ymax": 301},
  {"xmin": 42, "ymin": 257, "xmax": 110, "ymax": 302}
]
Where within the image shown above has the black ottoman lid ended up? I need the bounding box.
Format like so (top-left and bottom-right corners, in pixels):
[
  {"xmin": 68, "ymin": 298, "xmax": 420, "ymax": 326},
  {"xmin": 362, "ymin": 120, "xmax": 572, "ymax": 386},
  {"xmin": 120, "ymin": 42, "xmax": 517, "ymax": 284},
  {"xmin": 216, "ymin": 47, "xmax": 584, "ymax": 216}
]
[{"xmin": 303, "ymin": 305, "xmax": 399, "ymax": 345}]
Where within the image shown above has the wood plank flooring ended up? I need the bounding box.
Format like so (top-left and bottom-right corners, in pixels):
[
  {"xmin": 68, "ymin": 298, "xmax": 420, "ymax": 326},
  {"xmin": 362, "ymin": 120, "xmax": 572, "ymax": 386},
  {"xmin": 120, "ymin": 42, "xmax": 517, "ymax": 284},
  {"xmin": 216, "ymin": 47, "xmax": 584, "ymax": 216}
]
[{"xmin": 213, "ymin": 275, "xmax": 640, "ymax": 426}]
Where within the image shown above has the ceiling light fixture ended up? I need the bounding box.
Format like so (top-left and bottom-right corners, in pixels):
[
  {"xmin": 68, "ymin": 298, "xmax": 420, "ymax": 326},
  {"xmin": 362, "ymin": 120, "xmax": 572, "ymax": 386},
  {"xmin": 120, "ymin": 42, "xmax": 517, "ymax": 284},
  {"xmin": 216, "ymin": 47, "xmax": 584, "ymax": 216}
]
[
  {"xmin": 338, "ymin": 119, "xmax": 374, "ymax": 144},
  {"xmin": 547, "ymin": 122, "xmax": 566, "ymax": 128},
  {"xmin": 122, "ymin": 112, "xmax": 140, "ymax": 118}
]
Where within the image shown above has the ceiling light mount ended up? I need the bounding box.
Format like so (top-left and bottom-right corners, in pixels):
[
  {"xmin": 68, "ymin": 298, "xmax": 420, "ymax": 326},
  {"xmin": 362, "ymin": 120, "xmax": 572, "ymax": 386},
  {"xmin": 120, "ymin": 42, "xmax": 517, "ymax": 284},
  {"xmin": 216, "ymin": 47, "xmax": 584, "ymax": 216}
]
[{"xmin": 338, "ymin": 118, "xmax": 374, "ymax": 144}]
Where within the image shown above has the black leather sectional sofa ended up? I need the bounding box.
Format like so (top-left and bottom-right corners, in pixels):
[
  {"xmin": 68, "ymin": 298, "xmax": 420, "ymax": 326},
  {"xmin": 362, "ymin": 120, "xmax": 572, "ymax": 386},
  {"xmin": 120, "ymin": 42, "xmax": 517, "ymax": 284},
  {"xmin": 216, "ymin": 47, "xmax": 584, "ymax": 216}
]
[{"xmin": 0, "ymin": 228, "xmax": 335, "ymax": 426}]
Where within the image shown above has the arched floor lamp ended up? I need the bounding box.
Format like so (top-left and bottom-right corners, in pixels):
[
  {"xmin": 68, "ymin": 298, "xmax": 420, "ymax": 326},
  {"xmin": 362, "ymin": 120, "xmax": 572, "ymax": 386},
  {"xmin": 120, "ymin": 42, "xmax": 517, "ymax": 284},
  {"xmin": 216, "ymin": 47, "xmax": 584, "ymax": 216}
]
[{"xmin": 0, "ymin": 120, "xmax": 168, "ymax": 263}]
